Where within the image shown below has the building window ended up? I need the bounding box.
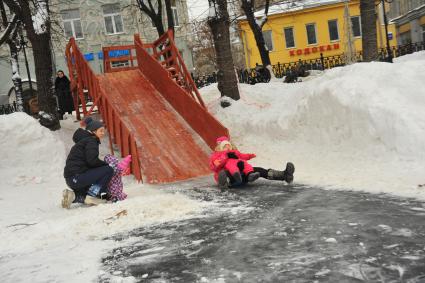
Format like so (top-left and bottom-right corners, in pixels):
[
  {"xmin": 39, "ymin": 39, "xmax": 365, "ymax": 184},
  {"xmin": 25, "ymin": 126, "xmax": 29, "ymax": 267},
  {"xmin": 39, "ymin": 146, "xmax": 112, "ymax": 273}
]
[
  {"xmin": 422, "ymin": 25, "xmax": 425, "ymax": 42},
  {"xmin": 102, "ymin": 4, "xmax": 124, "ymax": 35},
  {"xmin": 61, "ymin": 9, "xmax": 83, "ymax": 39},
  {"xmin": 351, "ymin": 16, "xmax": 362, "ymax": 37},
  {"xmin": 284, "ymin": 27, "xmax": 295, "ymax": 48},
  {"xmin": 399, "ymin": 31, "xmax": 412, "ymax": 45},
  {"xmin": 262, "ymin": 30, "xmax": 274, "ymax": 51},
  {"xmin": 171, "ymin": 0, "xmax": 179, "ymax": 27},
  {"xmin": 328, "ymin": 19, "xmax": 339, "ymax": 41},
  {"xmin": 306, "ymin": 23, "xmax": 317, "ymax": 45},
  {"xmin": 111, "ymin": 60, "xmax": 130, "ymax": 68}
]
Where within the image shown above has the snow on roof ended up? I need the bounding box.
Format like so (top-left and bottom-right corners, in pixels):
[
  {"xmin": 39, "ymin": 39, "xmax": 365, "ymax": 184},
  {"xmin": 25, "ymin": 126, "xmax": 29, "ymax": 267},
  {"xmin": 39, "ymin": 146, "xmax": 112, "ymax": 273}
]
[
  {"xmin": 238, "ymin": 0, "xmax": 347, "ymax": 20},
  {"xmin": 388, "ymin": 4, "xmax": 425, "ymax": 24}
]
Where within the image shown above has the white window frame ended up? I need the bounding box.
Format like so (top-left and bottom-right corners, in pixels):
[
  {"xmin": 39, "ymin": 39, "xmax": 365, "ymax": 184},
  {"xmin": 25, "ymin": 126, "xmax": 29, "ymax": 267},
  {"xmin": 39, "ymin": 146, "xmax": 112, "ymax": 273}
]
[
  {"xmin": 351, "ymin": 16, "xmax": 362, "ymax": 38},
  {"xmin": 172, "ymin": 5, "xmax": 179, "ymax": 27},
  {"xmin": 306, "ymin": 23, "xmax": 317, "ymax": 45},
  {"xmin": 262, "ymin": 30, "xmax": 274, "ymax": 52},
  {"xmin": 62, "ymin": 9, "xmax": 83, "ymax": 39},
  {"xmin": 328, "ymin": 19, "xmax": 340, "ymax": 42},
  {"xmin": 284, "ymin": 26, "xmax": 296, "ymax": 49},
  {"xmin": 103, "ymin": 6, "xmax": 124, "ymax": 35}
]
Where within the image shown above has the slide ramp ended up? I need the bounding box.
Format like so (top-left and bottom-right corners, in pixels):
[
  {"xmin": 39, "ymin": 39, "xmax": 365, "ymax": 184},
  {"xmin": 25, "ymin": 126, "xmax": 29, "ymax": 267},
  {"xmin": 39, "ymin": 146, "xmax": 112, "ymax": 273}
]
[{"xmin": 97, "ymin": 70, "xmax": 211, "ymax": 183}]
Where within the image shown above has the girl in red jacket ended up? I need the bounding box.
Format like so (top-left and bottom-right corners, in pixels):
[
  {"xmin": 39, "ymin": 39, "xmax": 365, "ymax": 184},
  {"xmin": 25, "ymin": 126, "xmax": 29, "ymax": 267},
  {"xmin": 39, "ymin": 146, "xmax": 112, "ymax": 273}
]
[{"xmin": 209, "ymin": 136, "xmax": 295, "ymax": 190}]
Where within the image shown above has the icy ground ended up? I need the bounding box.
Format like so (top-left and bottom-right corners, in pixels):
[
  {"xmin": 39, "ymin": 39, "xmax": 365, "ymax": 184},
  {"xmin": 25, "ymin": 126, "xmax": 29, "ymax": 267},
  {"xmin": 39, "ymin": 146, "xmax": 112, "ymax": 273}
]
[
  {"xmin": 102, "ymin": 178, "xmax": 425, "ymax": 282},
  {"xmin": 1, "ymin": 52, "xmax": 425, "ymax": 282}
]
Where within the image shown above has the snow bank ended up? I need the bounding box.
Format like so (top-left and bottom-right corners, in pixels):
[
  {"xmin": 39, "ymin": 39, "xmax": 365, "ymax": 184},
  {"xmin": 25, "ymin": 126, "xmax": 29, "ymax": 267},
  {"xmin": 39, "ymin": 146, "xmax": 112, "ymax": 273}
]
[
  {"xmin": 0, "ymin": 112, "xmax": 66, "ymax": 185},
  {"xmin": 202, "ymin": 53, "xmax": 425, "ymax": 199},
  {"xmin": 0, "ymin": 115, "xmax": 208, "ymax": 282},
  {"xmin": 393, "ymin": 50, "xmax": 425, "ymax": 63}
]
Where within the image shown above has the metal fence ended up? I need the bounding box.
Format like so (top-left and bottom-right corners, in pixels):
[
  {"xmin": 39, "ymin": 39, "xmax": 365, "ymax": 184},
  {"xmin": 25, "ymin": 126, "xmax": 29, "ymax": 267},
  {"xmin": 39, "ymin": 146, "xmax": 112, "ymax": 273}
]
[
  {"xmin": 0, "ymin": 102, "xmax": 18, "ymax": 115},
  {"xmin": 238, "ymin": 41, "xmax": 425, "ymax": 84}
]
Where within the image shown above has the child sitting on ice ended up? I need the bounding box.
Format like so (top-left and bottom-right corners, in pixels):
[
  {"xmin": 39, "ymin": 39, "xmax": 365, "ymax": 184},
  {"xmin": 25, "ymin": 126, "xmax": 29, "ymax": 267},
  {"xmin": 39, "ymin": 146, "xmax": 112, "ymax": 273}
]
[
  {"xmin": 209, "ymin": 136, "xmax": 260, "ymax": 186},
  {"xmin": 209, "ymin": 136, "xmax": 295, "ymax": 190}
]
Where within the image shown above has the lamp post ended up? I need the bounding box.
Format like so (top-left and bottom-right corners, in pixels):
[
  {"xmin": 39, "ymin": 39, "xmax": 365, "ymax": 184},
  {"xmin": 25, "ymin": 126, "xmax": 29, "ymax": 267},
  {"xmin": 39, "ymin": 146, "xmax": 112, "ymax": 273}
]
[{"xmin": 381, "ymin": 0, "xmax": 393, "ymax": 63}]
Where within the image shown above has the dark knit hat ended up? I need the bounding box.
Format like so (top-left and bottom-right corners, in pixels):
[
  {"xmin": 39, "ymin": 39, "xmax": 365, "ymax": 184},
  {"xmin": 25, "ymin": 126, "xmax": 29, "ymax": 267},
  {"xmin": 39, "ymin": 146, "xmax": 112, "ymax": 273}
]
[{"xmin": 83, "ymin": 117, "xmax": 104, "ymax": 132}]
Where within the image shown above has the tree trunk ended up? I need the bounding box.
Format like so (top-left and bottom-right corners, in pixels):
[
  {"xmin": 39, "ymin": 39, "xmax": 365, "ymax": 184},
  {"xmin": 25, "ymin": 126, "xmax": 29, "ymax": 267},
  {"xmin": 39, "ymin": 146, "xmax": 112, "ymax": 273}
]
[
  {"xmin": 0, "ymin": 0, "xmax": 24, "ymax": 112},
  {"xmin": 154, "ymin": 18, "xmax": 165, "ymax": 37},
  {"xmin": 9, "ymin": 39, "xmax": 25, "ymax": 112},
  {"xmin": 360, "ymin": 0, "xmax": 378, "ymax": 61},
  {"xmin": 30, "ymin": 32, "xmax": 59, "ymax": 129},
  {"xmin": 208, "ymin": 0, "xmax": 240, "ymax": 102},
  {"xmin": 241, "ymin": 0, "xmax": 271, "ymax": 67},
  {"xmin": 164, "ymin": 0, "xmax": 174, "ymax": 35}
]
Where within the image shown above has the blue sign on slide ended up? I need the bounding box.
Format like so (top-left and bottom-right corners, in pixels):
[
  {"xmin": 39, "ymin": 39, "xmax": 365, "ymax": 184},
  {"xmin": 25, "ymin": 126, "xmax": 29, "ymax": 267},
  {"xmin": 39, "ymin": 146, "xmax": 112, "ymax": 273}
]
[
  {"xmin": 84, "ymin": 53, "xmax": 94, "ymax": 61},
  {"xmin": 108, "ymin": 49, "xmax": 130, "ymax": 58},
  {"xmin": 96, "ymin": 49, "xmax": 130, "ymax": 60}
]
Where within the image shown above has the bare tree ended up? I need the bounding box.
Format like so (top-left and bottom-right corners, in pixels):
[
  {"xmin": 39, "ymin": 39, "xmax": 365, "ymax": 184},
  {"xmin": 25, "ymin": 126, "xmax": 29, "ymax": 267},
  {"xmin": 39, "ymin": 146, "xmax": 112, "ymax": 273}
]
[
  {"xmin": 4, "ymin": 0, "xmax": 60, "ymax": 130},
  {"xmin": 208, "ymin": 0, "xmax": 240, "ymax": 103},
  {"xmin": 240, "ymin": 0, "xmax": 272, "ymax": 70},
  {"xmin": 191, "ymin": 19, "xmax": 217, "ymax": 73},
  {"xmin": 0, "ymin": 0, "xmax": 24, "ymax": 112},
  {"xmin": 360, "ymin": 0, "xmax": 378, "ymax": 61},
  {"xmin": 136, "ymin": 0, "xmax": 175, "ymax": 37}
]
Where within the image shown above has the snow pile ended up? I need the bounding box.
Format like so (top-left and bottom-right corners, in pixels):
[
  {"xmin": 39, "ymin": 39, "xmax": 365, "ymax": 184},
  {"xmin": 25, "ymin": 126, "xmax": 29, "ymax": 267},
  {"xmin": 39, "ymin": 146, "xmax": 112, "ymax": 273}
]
[
  {"xmin": 393, "ymin": 50, "xmax": 425, "ymax": 63},
  {"xmin": 0, "ymin": 115, "xmax": 209, "ymax": 282},
  {"xmin": 0, "ymin": 112, "xmax": 66, "ymax": 185},
  {"xmin": 202, "ymin": 54, "xmax": 425, "ymax": 199}
]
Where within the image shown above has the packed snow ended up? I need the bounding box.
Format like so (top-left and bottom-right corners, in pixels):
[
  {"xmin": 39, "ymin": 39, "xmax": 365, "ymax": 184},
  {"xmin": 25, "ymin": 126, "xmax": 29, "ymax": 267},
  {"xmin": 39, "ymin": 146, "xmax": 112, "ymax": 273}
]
[
  {"xmin": 0, "ymin": 115, "xmax": 207, "ymax": 282},
  {"xmin": 0, "ymin": 52, "xmax": 424, "ymax": 281},
  {"xmin": 202, "ymin": 51, "xmax": 425, "ymax": 199}
]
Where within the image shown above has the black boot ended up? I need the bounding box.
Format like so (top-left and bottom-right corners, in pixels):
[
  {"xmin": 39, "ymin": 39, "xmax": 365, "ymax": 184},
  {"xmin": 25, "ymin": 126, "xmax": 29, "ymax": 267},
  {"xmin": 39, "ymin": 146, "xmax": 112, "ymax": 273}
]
[
  {"xmin": 232, "ymin": 171, "xmax": 243, "ymax": 185},
  {"xmin": 247, "ymin": 172, "xmax": 260, "ymax": 182},
  {"xmin": 218, "ymin": 170, "xmax": 230, "ymax": 190},
  {"xmin": 267, "ymin": 162, "xmax": 295, "ymax": 184},
  {"xmin": 283, "ymin": 162, "xmax": 295, "ymax": 184}
]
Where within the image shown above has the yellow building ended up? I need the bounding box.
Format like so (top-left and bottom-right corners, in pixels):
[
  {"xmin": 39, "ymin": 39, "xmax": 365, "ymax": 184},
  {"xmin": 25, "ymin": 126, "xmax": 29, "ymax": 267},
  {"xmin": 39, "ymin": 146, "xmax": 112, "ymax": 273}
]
[{"xmin": 239, "ymin": 0, "xmax": 398, "ymax": 68}]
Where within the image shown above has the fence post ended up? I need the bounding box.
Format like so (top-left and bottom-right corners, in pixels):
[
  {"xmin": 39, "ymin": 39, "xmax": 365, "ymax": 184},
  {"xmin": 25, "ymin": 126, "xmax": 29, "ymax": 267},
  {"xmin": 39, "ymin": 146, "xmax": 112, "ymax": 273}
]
[{"xmin": 320, "ymin": 53, "xmax": 325, "ymax": 70}]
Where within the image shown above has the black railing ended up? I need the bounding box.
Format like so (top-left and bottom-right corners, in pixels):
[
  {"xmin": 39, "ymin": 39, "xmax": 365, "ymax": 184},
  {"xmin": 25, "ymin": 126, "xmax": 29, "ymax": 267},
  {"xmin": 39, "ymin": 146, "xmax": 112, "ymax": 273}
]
[
  {"xmin": 239, "ymin": 41, "xmax": 425, "ymax": 84},
  {"xmin": 0, "ymin": 102, "xmax": 18, "ymax": 115},
  {"xmin": 192, "ymin": 73, "xmax": 218, "ymax": 89}
]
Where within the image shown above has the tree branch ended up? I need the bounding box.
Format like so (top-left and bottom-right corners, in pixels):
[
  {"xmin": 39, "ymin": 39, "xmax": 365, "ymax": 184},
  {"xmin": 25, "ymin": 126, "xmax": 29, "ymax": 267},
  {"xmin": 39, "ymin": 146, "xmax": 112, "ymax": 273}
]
[{"xmin": 0, "ymin": 12, "xmax": 18, "ymax": 46}]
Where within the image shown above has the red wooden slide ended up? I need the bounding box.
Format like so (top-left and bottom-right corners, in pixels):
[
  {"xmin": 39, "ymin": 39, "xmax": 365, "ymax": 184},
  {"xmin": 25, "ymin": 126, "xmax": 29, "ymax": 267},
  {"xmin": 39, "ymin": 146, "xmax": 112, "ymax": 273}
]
[{"xmin": 65, "ymin": 30, "xmax": 229, "ymax": 184}]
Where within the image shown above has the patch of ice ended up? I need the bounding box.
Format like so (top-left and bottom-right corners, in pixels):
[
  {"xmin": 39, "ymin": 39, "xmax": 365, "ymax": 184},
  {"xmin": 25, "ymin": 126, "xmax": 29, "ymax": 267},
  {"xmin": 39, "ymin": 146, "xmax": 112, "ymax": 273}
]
[{"xmin": 325, "ymin": 238, "xmax": 337, "ymax": 243}]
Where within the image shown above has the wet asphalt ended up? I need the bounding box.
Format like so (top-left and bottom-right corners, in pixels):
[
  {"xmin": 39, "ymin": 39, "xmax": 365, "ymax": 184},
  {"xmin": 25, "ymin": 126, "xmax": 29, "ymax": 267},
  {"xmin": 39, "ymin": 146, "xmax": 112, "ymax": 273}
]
[{"xmin": 101, "ymin": 178, "xmax": 425, "ymax": 283}]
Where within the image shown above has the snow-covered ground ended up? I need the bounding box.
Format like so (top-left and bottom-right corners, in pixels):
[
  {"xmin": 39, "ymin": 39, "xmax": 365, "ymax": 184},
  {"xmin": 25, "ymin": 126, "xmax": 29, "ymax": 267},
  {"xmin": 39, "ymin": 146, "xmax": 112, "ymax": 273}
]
[
  {"xmin": 0, "ymin": 115, "xmax": 209, "ymax": 282},
  {"xmin": 0, "ymin": 51, "xmax": 424, "ymax": 282},
  {"xmin": 202, "ymin": 51, "xmax": 425, "ymax": 199}
]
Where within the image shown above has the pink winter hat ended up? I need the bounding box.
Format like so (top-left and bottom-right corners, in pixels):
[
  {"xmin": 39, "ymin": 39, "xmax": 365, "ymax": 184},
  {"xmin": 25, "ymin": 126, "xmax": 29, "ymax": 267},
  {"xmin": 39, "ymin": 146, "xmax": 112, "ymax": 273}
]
[{"xmin": 216, "ymin": 136, "xmax": 229, "ymax": 144}]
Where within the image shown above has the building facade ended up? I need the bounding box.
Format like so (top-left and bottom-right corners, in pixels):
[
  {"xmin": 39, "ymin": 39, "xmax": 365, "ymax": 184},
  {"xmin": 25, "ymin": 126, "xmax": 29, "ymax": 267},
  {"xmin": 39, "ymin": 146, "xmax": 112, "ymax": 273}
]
[
  {"xmin": 0, "ymin": 0, "xmax": 193, "ymax": 96},
  {"xmin": 387, "ymin": 0, "xmax": 425, "ymax": 44},
  {"xmin": 238, "ymin": 0, "xmax": 398, "ymax": 69}
]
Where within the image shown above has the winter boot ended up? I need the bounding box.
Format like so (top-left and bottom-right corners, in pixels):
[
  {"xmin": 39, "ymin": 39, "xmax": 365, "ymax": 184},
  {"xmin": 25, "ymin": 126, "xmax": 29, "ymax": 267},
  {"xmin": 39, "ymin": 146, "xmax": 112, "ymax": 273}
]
[
  {"xmin": 232, "ymin": 171, "xmax": 243, "ymax": 186},
  {"xmin": 84, "ymin": 195, "xmax": 107, "ymax": 206},
  {"xmin": 62, "ymin": 189, "xmax": 75, "ymax": 209},
  {"xmin": 73, "ymin": 194, "xmax": 85, "ymax": 204},
  {"xmin": 283, "ymin": 162, "xmax": 295, "ymax": 184},
  {"xmin": 218, "ymin": 170, "xmax": 230, "ymax": 190},
  {"xmin": 267, "ymin": 162, "xmax": 295, "ymax": 184},
  {"xmin": 247, "ymin": 172, "xmax": 260, "ymax": 183}
]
